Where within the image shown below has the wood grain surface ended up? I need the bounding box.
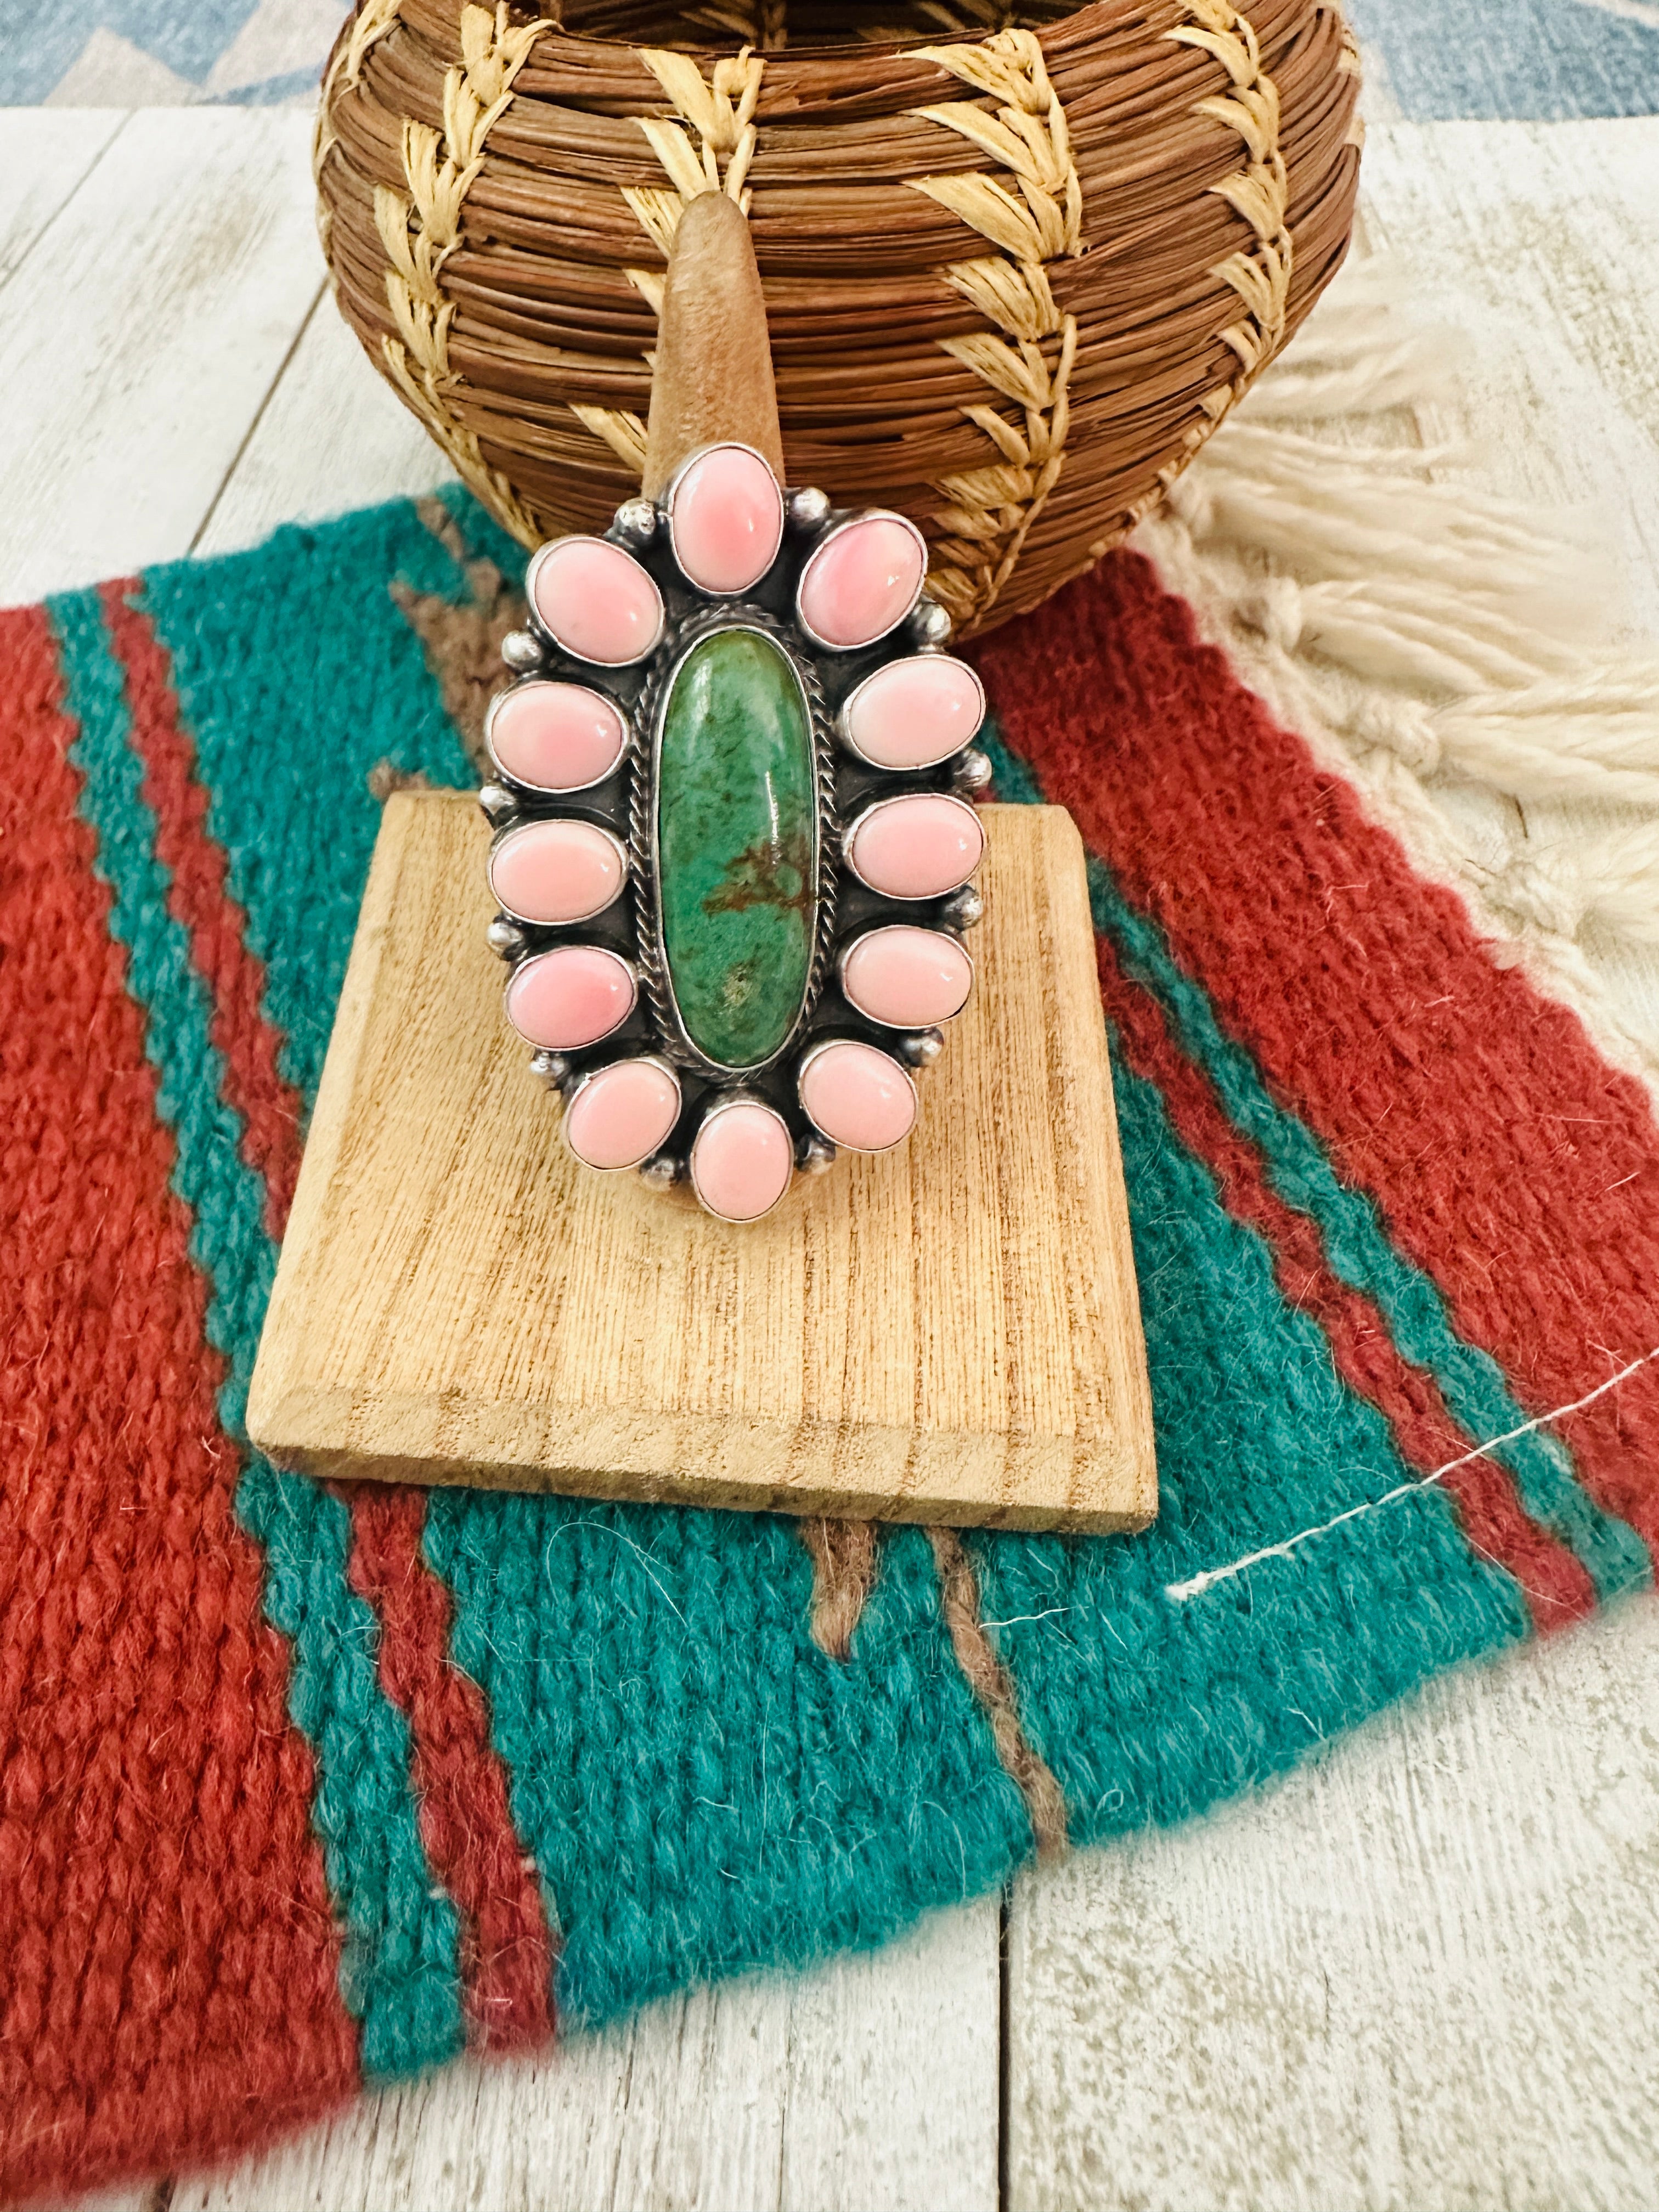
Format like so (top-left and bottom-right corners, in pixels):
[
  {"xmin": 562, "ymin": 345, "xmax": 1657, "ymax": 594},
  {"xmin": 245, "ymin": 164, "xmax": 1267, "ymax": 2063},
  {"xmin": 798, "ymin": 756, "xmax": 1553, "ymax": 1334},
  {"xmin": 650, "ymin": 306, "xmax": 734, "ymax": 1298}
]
[
  {"xmin": 248, "ymin": 794, "xmax": 1156, "ymax": 1533},
  {"xmin": 13, "ymin": 103, "xmax": 1659, "ymax": 2212},
  {"xmin": 0, "ymin": 108, "xmax": 321, "ymax": 605},
  {"xmin": 1007, "ymin": 1590, "xmax": 1659, "ymax": 2212},
  {"xmin": 168, "ymin": 1906, "xmax": 998, "ymax": 2212}
]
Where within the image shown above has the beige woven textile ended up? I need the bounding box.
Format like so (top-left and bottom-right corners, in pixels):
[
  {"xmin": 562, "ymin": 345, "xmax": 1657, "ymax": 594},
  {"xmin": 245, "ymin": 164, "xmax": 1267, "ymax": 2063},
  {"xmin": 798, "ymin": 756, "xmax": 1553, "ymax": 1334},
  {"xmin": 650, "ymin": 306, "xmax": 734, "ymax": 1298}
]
[{"xmin": 316, "ymin": 0, "xmax": 1359, "ymax": 635}]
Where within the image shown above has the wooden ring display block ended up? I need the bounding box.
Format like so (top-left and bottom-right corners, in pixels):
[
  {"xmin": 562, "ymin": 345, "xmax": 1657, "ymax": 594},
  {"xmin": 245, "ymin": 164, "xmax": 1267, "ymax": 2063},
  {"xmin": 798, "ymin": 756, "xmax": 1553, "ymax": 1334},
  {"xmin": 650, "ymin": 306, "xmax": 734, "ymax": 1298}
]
[{"xmin": 247, "ymin": 793, "xmax": 1156, "ymax": 1533}]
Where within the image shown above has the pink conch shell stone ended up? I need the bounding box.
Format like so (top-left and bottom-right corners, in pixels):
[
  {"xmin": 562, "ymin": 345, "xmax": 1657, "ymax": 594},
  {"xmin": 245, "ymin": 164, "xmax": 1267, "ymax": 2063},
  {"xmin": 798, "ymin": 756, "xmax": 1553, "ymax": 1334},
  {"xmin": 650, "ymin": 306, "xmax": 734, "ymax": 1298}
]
[
  {"xmin": 488, "ymin": 682, "xmax": 627, "ymax": 791},
  {"xmin": 564, "ymin": 1059, "xmax": 681, "ymax": 1170},
  {"xmin": 845, "ymin": 794, "xmax": 984, "ymax": 901},
  {"xmin": 489, "ymin": 819, "xmax": 626, "ymax": 926},
  {"xmin": 799, "ymin": 1041, "xmax": 917, "ymax": 1153},
  {"xmin": 505, "ymin": 945, "xmax": 635, "ymax": 1049},
  {"xmin": 669, "ymin": 444, "xmax": 784, "ymax": 595},
  {"xmin": 841, "ymin": 927, "xmax": 972, "ymax": 1028},
  {"xmin": 530, "ymin": 537, "xmax": 664, "ymax": 666},
  {"xmin": 797, "ymin": 515, "xmax": 925, "ymax": 649},
  {"xmin": 844, "ymin": 655, "xmax": 985, "ymax": 770},
  {"xmin": 690, "ymin": 1099, "xmax": 794, "ymax": 1221}
]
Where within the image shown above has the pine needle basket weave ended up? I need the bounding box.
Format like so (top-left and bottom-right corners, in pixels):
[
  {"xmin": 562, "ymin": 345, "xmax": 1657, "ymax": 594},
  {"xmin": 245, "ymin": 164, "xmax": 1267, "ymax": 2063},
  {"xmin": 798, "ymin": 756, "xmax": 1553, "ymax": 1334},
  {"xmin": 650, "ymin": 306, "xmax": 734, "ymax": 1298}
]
[{"xmin": 315, "ymin": 0, "xmax": 1362, "ymax": 637}]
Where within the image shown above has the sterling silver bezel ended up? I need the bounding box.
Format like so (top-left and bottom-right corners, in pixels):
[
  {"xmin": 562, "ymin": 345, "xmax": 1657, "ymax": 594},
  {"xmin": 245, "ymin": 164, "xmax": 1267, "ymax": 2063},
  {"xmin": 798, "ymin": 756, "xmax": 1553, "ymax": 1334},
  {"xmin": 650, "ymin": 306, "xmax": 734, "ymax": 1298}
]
[
  {"xmin": 488, "ymin": 816, "xmax": 631, "ymax": 927},
  {"xmin": 662, "ymin": 440, "xmax": 787, "ymax": 599},
  {"xmin": 560, "ymin": 1053, "xmax": 684, "ymax": 1172},
  {"xmin": 794, "ymin": 510, "xmax": 929, "ymax": 654},
  {"xmin": 836, "ymin": 924, "xmax": 976, "ymax": 1029},
  {"xmin": 483, "ymin": 680, "xmax": 632, "ymax": 797},
  {"xmin": 840, "ymin": 790, "xmax": 985, "ymax": 901},
  {"xmin": 490, "ymin": 473, "xmax": 985, "ymax": 1221},
  {"xmin": 525, "ymin": 536, "xmax": 667, "ymax": 667},
  {"xmin": 795, "ymin": 1036, "xmax": 918, "ymax": 1154},
  {"xmin": 836, "ymin": 651, "xmax": 987, "ymax": 770},
  {"xmin": 687, "ymin": 1089, "xmax": 795, "ymax": 1222},
  {"xmin": 503, "ymin": 941, "xmax": 641, "ymax": 1051}
]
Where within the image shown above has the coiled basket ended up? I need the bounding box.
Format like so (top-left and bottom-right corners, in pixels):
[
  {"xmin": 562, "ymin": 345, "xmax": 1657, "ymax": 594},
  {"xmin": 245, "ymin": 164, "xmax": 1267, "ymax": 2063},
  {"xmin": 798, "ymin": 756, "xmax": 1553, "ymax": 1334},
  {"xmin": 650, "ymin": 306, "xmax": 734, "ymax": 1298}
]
[{"xmin": 316, "ymin": 0, "xmax": 1361, "ymax": 636}]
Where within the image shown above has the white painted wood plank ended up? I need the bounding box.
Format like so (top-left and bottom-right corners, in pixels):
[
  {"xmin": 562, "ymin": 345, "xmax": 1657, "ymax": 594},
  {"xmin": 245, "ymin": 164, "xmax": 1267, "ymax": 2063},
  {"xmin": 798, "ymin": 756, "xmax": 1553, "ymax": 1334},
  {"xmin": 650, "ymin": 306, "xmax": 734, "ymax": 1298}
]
[
  {"xmin": 191, "ymin": 286, "xmax": 453, "ymax": 559},
  {"xmin": 1362, "ymin": 116, "xmax": 1659, "ymax": 1051},
  {"xmin": 0, "ymin": 110, "xmax": 127, "ymax": 291},
  {"xmin": 0, "ymin": 108, "xmax": 320, "ymax": 607},
  {"xmin": 173, "ymin": 1902, "xmax": 1000, "ymax": 2212},
  {"xmin": 1007, "ymin": 1592, "xmax": 1659, "ymax": 2212}
]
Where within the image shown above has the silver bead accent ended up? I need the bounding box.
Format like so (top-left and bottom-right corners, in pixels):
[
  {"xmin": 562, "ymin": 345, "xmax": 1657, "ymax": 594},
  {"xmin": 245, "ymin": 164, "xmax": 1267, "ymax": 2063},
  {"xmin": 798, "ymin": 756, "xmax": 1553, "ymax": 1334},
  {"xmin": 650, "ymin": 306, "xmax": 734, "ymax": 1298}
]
[
  {"xmin": 639, "ymin": 1153, "xmax": 680, "ymax": 1190},
  {"xmin": 787, "ymin": 486, "xmax": 832, "ymax": 533},
  {"xmin": 530, "ymin": 1049, "xmax": 572, "ymax": 1088},
  {"xmin": 501, "ymin": 629, "xmax": 542, "ymax": 673},
  {"xmin": 613, "ymin": 498, "xmax": 658, "ymax": 546},
  {"xmin": 487, "ymin": 917, "xmax": 526, "ymax": 960},
  {"xmin": 953, "ymin": 747, "xmax": 994, "ymax": 794},
  {"xmin": 800, "ymin": 1133, "xmax": 837, "ymax": 1175},
  {"xmin": 897, "ymin": 1028, "xmax": 945, "ymax": 1068},
  {"xmin": 940, "ymin": 885, "xmax": 984, "ymax": 930},
  {"xmin": 478, "ymin": 781, "xmax": 516, "ymax": 823},
  {"xmin": 909, "ymin": 597, "xmax": 952, "ymax": 649}
]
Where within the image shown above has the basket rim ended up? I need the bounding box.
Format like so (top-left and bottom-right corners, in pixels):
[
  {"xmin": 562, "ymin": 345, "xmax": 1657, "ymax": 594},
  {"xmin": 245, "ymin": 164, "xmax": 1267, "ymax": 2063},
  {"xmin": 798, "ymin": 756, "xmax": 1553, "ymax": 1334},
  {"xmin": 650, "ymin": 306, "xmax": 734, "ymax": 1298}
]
[{"xmin": 470, "ymin": 0, "xmax": 1166, "ymax": 71}]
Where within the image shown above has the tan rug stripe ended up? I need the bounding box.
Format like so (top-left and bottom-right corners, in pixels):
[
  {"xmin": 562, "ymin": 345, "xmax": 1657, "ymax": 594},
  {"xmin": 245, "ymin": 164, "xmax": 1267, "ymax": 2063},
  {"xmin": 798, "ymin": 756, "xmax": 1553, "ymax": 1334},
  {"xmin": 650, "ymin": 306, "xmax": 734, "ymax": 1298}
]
[
  {"xmin": 928, "ymin": 1526, "xmax": 1070, "ymax": 1860},
  {"xmin": 799, "ymin": 1517, "xmax": 882, "ymax": 1662}
]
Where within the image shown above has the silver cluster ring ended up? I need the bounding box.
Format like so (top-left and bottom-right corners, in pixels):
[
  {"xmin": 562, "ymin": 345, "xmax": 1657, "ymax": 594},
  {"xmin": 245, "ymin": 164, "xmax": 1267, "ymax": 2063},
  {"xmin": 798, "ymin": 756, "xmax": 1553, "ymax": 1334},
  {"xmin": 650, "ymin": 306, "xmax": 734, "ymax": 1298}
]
[{"xmin": 481, "ymin": 443, "xmax": 990, "ymax": 1223}]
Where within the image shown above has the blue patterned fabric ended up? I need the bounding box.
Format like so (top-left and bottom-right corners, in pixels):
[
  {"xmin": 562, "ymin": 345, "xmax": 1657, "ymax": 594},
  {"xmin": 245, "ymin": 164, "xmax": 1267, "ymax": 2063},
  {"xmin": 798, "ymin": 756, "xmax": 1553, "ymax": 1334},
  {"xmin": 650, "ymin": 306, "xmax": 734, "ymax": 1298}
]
[
  {"xmin": 1348, "ymin": 0, "xmax": 1659, "ymax": 119},
  {"xmin": 5, "ymin": 0, "xmax": 1659, "ymax": 113},
  {"xmin": 0, "ymin": 0, "xmax": 326, "ymax": 105}
]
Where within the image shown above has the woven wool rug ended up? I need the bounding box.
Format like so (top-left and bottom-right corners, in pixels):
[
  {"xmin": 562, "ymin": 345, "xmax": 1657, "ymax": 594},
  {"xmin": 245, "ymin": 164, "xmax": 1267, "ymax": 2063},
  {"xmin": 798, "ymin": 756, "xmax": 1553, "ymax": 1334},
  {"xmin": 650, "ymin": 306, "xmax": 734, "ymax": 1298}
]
[{"xmin": 4, "ymin": 470, "xmax": 1659, "ymax": 2200}]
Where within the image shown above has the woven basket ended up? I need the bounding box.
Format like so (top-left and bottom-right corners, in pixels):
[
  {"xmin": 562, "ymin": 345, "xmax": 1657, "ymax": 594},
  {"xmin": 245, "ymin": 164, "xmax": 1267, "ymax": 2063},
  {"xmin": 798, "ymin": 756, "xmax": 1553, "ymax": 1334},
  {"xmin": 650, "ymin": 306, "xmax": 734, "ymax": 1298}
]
[{"xmin": 315, "ymin": 0, "xmax": 1361, "ymax": 637}]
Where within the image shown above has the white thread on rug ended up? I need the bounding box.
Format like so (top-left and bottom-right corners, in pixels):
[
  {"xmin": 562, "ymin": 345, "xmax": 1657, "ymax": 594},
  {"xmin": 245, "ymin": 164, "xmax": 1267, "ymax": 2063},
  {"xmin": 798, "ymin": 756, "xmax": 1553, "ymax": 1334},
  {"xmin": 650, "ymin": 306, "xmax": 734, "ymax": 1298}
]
[{"xmin": 1164, "ymin": 1345, "xmax": 1659, "ymax": 1603}]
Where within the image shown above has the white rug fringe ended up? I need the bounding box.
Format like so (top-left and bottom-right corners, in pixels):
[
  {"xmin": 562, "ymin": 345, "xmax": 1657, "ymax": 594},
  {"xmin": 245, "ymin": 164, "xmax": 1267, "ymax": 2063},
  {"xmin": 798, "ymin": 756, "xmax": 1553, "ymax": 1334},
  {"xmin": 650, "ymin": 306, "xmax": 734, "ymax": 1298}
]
[{"xmin": 1132, "ymin": 242, "xmax": 1659, "ymax": 1086}]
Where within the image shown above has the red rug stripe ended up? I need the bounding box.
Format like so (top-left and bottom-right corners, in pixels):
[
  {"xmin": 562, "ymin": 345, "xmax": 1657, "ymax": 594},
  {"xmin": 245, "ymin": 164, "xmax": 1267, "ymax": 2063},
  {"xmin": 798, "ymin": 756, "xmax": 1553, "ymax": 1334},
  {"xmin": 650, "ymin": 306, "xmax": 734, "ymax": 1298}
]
[
  {"xmin": 976, "ymin": 553, "xmax": 1659, "ymax": 1558},
  {"xmin": 0, "ymin": 605, "xmax": 358, "ymax": 2200},
  {"xmin": 100, "ymin": 584, "xmax": 557, "ymax": 2052},
  {"xmin": 342, "ymin": 1487, "xmax": 556, "ymax": 2053},
  {"xmin": 100, "ymin": 583, "xmax": 306, "ymax": 1236},
  {"xmin": 1096, "ymin": 933, "xmax": 1598, "ymax": 1628}
]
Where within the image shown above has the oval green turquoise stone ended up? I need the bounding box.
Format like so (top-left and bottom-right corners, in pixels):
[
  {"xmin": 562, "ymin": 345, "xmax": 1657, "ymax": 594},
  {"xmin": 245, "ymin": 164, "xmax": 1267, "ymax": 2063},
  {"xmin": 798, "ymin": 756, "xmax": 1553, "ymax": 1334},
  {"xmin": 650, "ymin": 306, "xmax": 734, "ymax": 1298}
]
[{"xmin": 657, "ymin": 628, "xmax": 816, "ymax": 1069}]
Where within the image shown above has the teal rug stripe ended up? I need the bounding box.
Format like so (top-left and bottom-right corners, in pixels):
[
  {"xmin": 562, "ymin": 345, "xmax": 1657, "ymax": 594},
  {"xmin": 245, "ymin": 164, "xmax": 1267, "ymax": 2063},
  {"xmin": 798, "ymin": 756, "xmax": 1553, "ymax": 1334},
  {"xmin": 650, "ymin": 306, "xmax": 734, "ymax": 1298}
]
[
  {"xmin": 981, "ymin": 727, "xmax": 1650, "ymax": 1603},
  {"xmin": 1347, "ymin": 0, "xmax": 1659, "ymax": 121},
  {"xmin": 47, "ymin": 581, "xmax": 467, "ymax": 2083},
  {"xmin": 969, "ymin": 1045, "xmax": 1530, "ymax": 1841},
  {"xmin": 137, "ymin": 500, "xmax": 477, "ymax": 1105},
  {"xmin": 48, "ymin": 588, "xmax": 275, "ymax": 1383},
  {"xmin": 422, "ymin": 1497, "xmax": 1035, "ymax": 2033},
  {"xmin": 236, "ymin": 1464, "xmax": 466, "ymax": 2080}
]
